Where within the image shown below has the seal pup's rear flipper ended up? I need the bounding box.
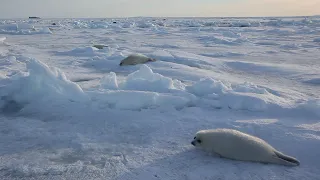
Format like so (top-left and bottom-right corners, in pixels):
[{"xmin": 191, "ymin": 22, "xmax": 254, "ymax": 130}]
[{"xmin": 273, "ymin": 151, "xmax": 300, "ymax": 166}]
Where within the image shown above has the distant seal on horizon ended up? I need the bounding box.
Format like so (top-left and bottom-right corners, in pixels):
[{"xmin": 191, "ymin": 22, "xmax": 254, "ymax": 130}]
[
  {"xmin": 119, "ymin": 54, "xmax": 156, "ymax": 66},
  {"xmin": 191, "ymin": 128, "xmax": 300, "ymax": 166}
]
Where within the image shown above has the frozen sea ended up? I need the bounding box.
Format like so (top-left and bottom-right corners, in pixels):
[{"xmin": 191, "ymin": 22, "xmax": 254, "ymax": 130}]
[{"xmin": 0, "ymin": 16, "xmax": 319, "ymax": 180}]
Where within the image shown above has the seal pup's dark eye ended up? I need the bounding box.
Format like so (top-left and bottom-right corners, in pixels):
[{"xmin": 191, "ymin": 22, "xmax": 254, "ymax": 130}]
[
  {"xmin": 194, "ymin": 137, "xmax": 196, "ymax": 139},
  {"xmin": 197, "ymin": 140, "xmax": 202, "ymax": 143}
]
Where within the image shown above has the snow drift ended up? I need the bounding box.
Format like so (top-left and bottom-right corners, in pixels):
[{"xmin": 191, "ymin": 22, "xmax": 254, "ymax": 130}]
[
  {"xmin": 0, "ymin": 37, "xmax": 6, "ymax": 43},
  {"xmin": 56, "ymin": 46, "xmax": 111, "ymax": 57},
  {"xmin": 95, "ymin": 65, "xmax": 196, "ymax": 110},
  {"xmin": 185, "ymin": 78, "xmax": 287, "ymax": 111},
  {"xmin": 0, "ymin": 58, "xmax": 89, "ymax": 114},
  {"xmin": 97, "ymin": 65, "xmax": 290, "ymax": 112},
  {"xmin": 0, "ymin": 58, "xmax": 318, "ymax": 116}
]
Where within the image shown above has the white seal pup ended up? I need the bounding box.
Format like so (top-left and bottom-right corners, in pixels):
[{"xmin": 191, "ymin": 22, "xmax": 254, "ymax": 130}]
[
  {"xmin": 191, "ymin": 128, "xmax": 300, "ymax": 166},
  {"xmin": 119, "ymin": 54, "xmax": 156, "ymax": 66}
]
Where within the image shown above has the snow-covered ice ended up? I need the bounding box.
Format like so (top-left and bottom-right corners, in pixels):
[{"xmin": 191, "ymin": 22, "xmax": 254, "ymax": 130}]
[
  {"xmin": 0, "ymin": 23, "xmax": 52, "ymax": 35},
  {"xmin": 0, "ymin": 16, "xmax": 319, "ymax": 180}
]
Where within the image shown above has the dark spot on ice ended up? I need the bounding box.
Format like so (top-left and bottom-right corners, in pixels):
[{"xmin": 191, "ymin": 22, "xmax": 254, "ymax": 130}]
[
  {"xmin": 0, "ymin": 96, "xmax": 24, "ymax": 114},
  {"xmin": 72, "ymin": 77, "xmax": 96, "ymax": 82}
]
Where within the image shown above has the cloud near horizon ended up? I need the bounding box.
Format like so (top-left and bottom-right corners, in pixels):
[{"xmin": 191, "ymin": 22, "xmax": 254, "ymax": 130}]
[{"xmin": 0, "ymin": 0, "xmax": 319, "ymax": 18}]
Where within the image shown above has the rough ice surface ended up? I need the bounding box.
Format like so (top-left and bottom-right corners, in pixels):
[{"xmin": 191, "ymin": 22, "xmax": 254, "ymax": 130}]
[
  {"xmin": 58, "ymin": 46, "xmax": 100, "ymax": 56},
  {"xmin": 0, "ymin": 23, "xmax": 52, "ymax": 35},
  {"xmin": 0, "ymin": 16, "xmax": 319, "ymax": 180},
  {"xmin": 186, "ymin": 78, "xmax": 231, "ymax": 96},
  {"xmin": 122, "ymin": 65, "xmax": 176, "ymax": 92},
  {"xmin": 100, "ymin": 72, "xmax": 119, "ymax": 90},
  {"xmin": 0, "ymin": 58, "xmax": 89, "ymax": 114}
]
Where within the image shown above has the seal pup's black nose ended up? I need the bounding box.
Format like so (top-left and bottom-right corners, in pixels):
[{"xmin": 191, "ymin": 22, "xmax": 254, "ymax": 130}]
[{"xmin": 191, "ymin": 141, "xmax": 195, "ymax": 146}]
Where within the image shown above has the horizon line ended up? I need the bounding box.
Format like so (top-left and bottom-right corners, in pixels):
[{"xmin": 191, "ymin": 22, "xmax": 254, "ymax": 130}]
[{"xmin": 1, "ymin": 14, "xmax": 319, "ymax": 20}]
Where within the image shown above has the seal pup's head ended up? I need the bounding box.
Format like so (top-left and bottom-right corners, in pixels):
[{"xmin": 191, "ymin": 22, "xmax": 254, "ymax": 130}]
[
  {"xmin": 191, "ymin": 129, "xmax": 220, "ymax": 150},
  {"xmin": 191, "ymin": 136, "xmax": 202, "ymax": 146},
  {"xmin": 147, "ymin": 58, "xmax": 156, "ymax": 62},
  {"xmin": 191, "ymin": 130, "xmax": 208, "ymax": 147}
]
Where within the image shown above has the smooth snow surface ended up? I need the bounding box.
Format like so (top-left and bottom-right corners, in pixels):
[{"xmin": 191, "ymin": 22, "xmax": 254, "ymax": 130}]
[{"xmin": 0, "ymin": 16, "xmax": 320, "ymax": 180}]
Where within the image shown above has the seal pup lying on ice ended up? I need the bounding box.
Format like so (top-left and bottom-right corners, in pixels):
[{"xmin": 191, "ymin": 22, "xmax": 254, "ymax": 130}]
[
  {"xmin": 191, "ymin": 128, "xmax": 300, "ymax": 166},
  {"xmin": 119, "ymin": 54, "xmax": 156, "ymax": 66}
]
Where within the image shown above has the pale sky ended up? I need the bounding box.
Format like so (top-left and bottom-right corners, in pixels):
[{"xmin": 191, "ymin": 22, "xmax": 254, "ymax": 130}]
[{"xmin": 0, "ymin": 0, "xmax": 319, "ymax": 18}]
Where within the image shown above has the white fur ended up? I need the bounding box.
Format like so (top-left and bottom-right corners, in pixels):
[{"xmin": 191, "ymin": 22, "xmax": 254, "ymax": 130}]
[
  {"xmin": 191, "ymin": 128, "xmax": 300, "ymax": 166},
  {"xmin": 119, "ymin": 54, "xmax": 156, "ymax": 66}
]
